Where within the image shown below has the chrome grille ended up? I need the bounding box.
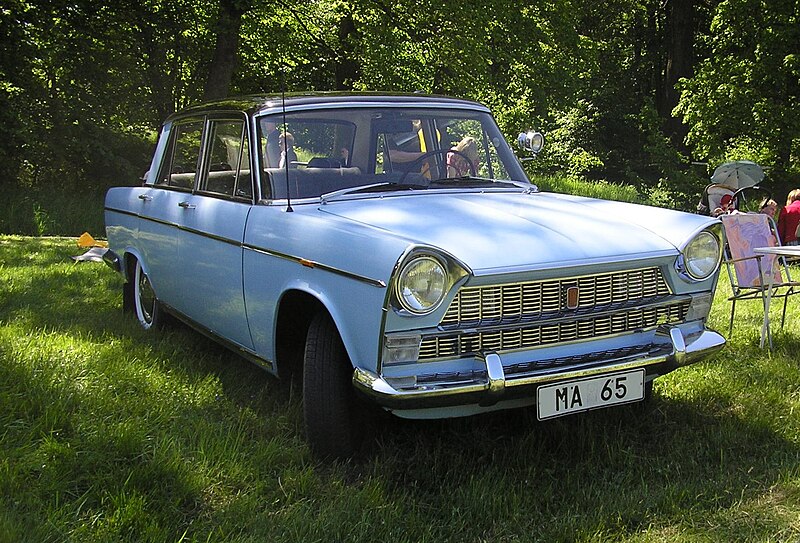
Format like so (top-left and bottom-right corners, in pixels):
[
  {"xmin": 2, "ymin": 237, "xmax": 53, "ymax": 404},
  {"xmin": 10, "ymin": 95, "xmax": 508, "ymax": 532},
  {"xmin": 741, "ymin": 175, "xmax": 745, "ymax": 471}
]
[
  {"xmin": 441, "ymin": 267, "xmax": 670, "ymax": 326},
  {"xmin": 419, "ymin": 301, "xmax": 689, "ymax": 360},
  {"xmin": 419, "ymin": 267, "xmax": 682, "ymax": 361}
]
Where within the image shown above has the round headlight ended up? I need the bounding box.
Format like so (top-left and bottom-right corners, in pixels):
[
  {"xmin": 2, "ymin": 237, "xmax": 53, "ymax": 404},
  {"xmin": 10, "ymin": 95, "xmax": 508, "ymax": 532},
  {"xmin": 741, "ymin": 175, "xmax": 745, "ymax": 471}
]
[
  {"xmin": 683, "ymin": 231, "xmax": 721, "ymax": 280},
  {"xmin": 395, "ymin": 256, "xmax": 448, "ymax": 314}
]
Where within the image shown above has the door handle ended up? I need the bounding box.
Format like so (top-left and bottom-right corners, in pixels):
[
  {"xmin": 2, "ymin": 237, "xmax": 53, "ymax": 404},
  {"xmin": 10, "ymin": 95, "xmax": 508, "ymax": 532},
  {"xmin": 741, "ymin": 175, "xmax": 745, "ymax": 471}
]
[
  {"xmin": 178, "ymin": 201, "xmax": 196, "ymax": 209},
  {"xmin": 138, "ymin": 194, "xmax": 152, "ymax": 201}
]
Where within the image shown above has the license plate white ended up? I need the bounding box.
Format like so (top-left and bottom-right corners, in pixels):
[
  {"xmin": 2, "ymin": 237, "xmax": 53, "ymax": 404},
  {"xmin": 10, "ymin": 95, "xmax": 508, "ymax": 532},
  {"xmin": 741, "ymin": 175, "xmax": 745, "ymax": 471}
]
[{"xmin": 537, "ymin": 369, "xmax": 645, "ymax": 420}]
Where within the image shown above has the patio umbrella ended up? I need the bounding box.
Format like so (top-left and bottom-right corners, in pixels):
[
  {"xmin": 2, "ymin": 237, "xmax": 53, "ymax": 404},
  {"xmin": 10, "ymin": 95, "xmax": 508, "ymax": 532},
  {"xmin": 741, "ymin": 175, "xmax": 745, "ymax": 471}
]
[{"xmin": 710, "ymin": 160, "xmax": 764, "ymax": 190}]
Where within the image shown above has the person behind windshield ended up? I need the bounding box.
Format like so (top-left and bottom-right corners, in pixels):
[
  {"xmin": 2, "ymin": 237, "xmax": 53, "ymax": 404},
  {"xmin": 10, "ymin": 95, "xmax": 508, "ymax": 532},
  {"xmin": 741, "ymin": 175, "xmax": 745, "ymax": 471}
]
[
  {"xmin": 278, "ymin": 131, "xmax": 298, "ymax": 169},
  {"xmin": 264, "ymin": 121, "xmax": 281, "ymax": 167},
  {"xmin": 447, "ymin": 136, "xmax": 479, "ymax": 177},
  {"xmin": 385, "ymin": 120, "xmax": 429, "ymax": 172},
  {"xmin": 778, "ymin": 189, "xmax": 800, "ymax": 245}
]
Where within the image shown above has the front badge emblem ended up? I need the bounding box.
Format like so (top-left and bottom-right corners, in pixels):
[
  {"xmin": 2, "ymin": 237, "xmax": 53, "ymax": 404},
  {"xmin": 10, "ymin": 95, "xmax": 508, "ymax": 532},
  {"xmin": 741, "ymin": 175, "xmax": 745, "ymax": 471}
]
[{"xmin": 566, "ymin": 286, "xmax": 580, "ymax": 309}]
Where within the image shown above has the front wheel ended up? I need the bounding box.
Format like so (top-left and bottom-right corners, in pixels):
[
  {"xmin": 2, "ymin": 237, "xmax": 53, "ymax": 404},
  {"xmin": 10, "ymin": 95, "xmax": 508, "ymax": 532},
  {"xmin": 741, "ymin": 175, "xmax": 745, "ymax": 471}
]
[
  {"xmin": 302, "ymin": 312, "xmax": 364, "ymax": 459},
  {"xmin": 133, "ymin": 259, "xmax": 161, "ymax": 330}
]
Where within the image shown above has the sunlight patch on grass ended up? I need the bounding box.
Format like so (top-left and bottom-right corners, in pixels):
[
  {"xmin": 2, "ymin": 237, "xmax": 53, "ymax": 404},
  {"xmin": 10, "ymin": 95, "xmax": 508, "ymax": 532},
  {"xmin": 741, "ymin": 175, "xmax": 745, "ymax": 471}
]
[{"xmin": 3, "ymin": 236, "xmax": 800, "ymax": 542}]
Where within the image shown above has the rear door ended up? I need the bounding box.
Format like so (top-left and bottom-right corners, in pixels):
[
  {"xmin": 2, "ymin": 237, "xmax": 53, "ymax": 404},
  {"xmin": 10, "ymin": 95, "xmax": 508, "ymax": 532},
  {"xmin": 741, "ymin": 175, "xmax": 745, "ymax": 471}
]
[{"xmin": 138, "ymin": 115, "xmax": 255, "ymax": 350}]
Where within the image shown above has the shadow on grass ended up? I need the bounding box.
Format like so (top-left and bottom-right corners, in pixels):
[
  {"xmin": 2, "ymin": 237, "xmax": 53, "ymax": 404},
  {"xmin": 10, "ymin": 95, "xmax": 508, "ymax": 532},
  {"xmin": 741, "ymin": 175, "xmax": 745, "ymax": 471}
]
[
  {"xmin": 5, "ymin": 236, "xmax": 800, "ymax": 541},
  {"xmin": 355, "ymin": 386, "xmax": 800, "ymax": 539}
]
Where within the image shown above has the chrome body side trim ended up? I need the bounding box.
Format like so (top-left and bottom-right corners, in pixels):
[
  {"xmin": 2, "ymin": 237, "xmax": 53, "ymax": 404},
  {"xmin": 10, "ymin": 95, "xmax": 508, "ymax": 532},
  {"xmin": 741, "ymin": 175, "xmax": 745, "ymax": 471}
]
[
  {"xmin": 243, "ymin": 244, "xmax": 387, "ymax": 288},
  {"xmin": 105, "ymin": 205, "xmax": 386, "ymax": 289}
]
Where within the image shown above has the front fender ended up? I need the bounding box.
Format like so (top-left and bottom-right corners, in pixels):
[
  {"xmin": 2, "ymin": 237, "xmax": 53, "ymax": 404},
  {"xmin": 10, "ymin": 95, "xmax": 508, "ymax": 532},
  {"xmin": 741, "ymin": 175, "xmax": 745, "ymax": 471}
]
[{"xmin": 244, "ymin": 249, "xmax": 391, "ymax": 373}]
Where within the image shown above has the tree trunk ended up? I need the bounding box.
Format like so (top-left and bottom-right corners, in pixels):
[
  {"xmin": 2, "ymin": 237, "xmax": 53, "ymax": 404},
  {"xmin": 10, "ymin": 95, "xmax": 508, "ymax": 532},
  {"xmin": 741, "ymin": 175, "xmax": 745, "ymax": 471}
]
[
  {"xmin": 659, "ymin": 0, "xmax": 694, "ymax": 150},
  {"xmin": 204, "ymin": 0, "xmax": 248, "ymax": 100},
  {"xmin": 334, "ymin": 13, "xmax": 359, "ymax": 90}
]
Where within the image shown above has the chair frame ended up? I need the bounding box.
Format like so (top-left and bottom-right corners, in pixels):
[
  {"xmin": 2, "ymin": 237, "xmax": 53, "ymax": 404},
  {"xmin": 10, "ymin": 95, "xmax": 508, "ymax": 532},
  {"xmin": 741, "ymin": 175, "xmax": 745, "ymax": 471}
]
[{"xmin": 722, "ymin": 213, "xmax": 800, "ymax": 347}]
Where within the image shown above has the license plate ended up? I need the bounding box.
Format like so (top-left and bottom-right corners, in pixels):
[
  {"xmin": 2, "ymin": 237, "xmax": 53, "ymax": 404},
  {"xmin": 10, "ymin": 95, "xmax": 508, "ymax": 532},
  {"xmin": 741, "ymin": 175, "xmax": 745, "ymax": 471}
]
[{"xmin": 537, "ymin": 369, "xmax": 645, "ymax": 420}]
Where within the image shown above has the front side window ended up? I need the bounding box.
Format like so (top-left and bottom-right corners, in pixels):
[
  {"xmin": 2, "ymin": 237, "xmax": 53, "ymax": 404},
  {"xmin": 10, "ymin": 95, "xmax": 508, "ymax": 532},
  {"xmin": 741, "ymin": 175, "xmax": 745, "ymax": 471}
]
[{"xmin": 156, "ymin": 120, "xmax": 204, "ymax": 189}]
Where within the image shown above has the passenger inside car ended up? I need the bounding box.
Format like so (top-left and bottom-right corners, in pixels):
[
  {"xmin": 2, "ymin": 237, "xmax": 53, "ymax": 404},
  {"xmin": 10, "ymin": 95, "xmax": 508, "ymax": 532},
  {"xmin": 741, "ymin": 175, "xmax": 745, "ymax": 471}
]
[{"xmin": 446, "ymin": 136, "xmax": 480, "ymax": 177}]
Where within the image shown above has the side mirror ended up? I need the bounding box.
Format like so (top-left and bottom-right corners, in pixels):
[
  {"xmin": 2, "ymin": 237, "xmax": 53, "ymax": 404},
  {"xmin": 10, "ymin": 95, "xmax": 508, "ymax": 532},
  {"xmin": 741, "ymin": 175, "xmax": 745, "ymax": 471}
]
[{"xmin": 517, "ymin": 131, "xmax": 544, "ymax": 155}]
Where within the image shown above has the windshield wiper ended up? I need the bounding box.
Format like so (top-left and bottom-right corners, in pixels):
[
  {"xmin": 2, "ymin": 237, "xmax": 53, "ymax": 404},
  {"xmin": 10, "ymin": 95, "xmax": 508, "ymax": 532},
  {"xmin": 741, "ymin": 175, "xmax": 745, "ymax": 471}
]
[
  {"xmin": 320, "ymin": 177, "xmax": 537, "ymax": 203},
  {"xmin": 428, "ymin": 176, "xmax": 536, "ymax": 191},
  {"xmin": 320, "ymin": 181, "xmax": 426, "ymax": 203}
]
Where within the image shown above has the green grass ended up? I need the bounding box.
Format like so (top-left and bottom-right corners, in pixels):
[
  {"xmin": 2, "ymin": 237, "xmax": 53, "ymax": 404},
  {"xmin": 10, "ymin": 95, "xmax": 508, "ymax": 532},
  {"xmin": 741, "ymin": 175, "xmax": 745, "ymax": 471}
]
[
  {"xmin": 0, "ymin": 187, "xmax": 107, "ymax": 237},
  {"xmin": 532, "ymin": 174, "xmax": 645, "ymax": 204},
  {"xmin": 2, "ymin": 235, "xmax": 800, "ymax": 542}
]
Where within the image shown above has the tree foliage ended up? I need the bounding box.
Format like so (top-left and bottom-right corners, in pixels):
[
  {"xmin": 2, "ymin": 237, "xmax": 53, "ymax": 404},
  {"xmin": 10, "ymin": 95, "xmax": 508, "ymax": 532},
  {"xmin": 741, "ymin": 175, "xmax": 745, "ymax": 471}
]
[
  {"xmin": 676, "ymin": 0, "xmax": 800, "ymax": 193},
  {"xmin": 1, "ymin": 0, "xmax": 798, "ymax": 206}
]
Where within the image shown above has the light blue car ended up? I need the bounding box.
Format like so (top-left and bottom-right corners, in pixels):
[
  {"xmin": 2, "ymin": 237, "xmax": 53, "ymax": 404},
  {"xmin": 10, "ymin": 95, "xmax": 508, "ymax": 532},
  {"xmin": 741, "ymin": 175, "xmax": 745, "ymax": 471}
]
[{"xmin": 104, "ymin": 93, "xmax": 725, "ymax": 458}]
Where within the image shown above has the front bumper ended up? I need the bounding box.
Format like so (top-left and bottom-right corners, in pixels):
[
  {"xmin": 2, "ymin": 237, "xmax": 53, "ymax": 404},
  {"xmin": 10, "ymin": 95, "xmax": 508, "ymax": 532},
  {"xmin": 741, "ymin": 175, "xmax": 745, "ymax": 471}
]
[{"xmin": 352, "ymin": 325, "xmax": 725, "ymax": 410}]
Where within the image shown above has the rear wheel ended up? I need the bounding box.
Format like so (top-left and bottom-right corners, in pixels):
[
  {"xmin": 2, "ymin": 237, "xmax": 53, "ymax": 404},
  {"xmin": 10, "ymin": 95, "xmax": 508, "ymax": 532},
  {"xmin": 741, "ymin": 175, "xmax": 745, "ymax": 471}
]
[
  {"xmin": 303, "ymin": 312, "xmax": 363, "ymax": 459},
  {"xmin": 133, "ymin": 259, "xmax": 161, "ymax": 330}
]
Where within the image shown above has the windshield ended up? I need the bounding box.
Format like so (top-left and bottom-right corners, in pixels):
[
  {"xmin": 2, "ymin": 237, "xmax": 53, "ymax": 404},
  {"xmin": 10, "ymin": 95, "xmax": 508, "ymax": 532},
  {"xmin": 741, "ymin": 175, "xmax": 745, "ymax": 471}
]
[{"xmin": 257, "ymin": 106, "xmax": 529, "ymax": 200}]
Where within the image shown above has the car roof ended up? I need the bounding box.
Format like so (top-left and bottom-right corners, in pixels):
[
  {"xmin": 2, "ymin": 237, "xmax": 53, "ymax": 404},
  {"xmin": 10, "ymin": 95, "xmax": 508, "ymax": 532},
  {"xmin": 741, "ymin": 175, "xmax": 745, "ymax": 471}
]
[{"xmin": 166, "ymin": 92, "xmax": 490, "ymax": 121}]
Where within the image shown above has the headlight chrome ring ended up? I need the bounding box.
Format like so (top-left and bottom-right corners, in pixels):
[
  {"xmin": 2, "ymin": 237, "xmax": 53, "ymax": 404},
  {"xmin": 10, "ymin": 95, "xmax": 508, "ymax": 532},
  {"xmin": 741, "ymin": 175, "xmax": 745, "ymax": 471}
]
[
  {"xmin": 681, "ymin": 230, "xmax": 722, "ymax": 280},
  {"xmin": 395, "ymin": 255, "xmax": 448, "ymax": 314}
]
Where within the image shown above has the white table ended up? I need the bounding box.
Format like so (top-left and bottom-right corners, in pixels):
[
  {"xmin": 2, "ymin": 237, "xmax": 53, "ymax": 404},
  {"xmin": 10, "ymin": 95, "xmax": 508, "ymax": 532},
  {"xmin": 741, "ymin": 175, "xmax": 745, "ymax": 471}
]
[{"xmin": 753, "ymin": 245, "xmax": 800, "ymax": 258}]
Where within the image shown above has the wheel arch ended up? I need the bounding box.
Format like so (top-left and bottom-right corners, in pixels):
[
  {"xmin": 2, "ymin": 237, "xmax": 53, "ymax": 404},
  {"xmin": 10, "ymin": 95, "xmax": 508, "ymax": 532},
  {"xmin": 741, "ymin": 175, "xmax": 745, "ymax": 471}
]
[
  {"xmin": 272, "ymin": 276, "xmax": 385, "ymax": 380},
  {"xmin": 274, "ymin": 289, "xmax": 329, "ymax": 380},
  {"xmin": 120, "ymin": 248, "xmax": 148, "ymax": 283},
  {"xmin": 121, "ymin": 250, "xmax": 146, "ymax": 313}
]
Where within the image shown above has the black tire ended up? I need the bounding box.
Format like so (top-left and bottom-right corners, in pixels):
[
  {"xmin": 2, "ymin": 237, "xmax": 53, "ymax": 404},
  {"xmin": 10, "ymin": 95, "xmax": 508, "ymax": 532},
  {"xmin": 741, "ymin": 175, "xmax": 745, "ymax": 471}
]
[
  {"xmin": 643, "ymin": 379, "xmax": 654, "ymax": 402},
  {"xmin": 303, "ymin": 312, "xmax": 363, "ymax": 459},
  {"xmin": 133, "ymin": 259, "xmax": 161, "ymax": 330},
  {"xmin": 122, "ymin": 278, "xmax": 134, "ymax": 314}
]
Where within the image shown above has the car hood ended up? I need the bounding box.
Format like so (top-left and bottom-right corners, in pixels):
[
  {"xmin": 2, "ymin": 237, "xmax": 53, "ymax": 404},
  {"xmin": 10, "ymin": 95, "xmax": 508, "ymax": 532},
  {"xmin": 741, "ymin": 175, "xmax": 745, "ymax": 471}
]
[{"xmin": 317, "ymin": 190, "xmax": 717, "ymax": 275}]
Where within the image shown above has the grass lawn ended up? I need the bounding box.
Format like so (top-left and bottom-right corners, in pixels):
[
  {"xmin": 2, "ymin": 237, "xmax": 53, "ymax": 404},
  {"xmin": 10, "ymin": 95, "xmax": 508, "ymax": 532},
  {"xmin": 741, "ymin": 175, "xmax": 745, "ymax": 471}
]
[{"xmin": 2, "ymin": 235, "xmax": 800, "ymax": 542}]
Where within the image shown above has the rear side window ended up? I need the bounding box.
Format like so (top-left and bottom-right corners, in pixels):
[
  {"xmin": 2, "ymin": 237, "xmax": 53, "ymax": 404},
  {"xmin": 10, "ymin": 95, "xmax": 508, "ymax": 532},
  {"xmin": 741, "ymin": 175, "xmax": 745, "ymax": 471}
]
[
  {"xmin": 156, "ymin": 120, "xmax": 204, "ymax": 189},
  {"xmin": 201, "ymin": 119, "xmax": 252, "ymax": 199}
]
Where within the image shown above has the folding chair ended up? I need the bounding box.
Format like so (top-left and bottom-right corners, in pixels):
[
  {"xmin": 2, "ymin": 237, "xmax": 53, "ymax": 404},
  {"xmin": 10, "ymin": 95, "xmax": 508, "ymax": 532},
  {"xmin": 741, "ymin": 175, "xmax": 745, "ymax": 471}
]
[{"xmin": 721, "ymin": 213, "xmax": 800, "ymax": 347}]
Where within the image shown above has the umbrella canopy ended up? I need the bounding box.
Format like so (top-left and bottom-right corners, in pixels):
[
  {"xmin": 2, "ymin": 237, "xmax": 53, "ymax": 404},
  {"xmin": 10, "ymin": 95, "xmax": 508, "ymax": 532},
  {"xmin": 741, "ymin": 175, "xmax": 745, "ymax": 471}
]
[{"xmin": 710, "ymin": 160, "xmax": 764, "ymax": 190}]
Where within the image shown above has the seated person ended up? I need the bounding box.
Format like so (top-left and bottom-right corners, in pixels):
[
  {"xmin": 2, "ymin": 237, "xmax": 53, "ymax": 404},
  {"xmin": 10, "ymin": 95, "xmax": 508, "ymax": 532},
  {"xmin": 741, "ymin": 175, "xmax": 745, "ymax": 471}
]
[
  {"xmin": 712, "ymin": 193, "xmax": 735, "ymax": 217},
  {"xmin": 760, "ymin": 198, "xmax": 778, "ymax": 219},
  {"xmin": 278, "ymin": 131, "xmax": 298, "ymax": 169},
  {"xmin": 447, "ymin": 136, "xmax": 479, "ymax": 177},
  {"xmin": 264, "ymin": 122, "xmax": 281, "ymax": 167}
]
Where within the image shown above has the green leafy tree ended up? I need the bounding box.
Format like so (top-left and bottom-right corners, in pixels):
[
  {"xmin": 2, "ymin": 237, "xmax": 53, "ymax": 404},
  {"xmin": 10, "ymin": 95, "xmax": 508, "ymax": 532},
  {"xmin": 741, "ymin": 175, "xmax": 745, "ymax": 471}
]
[
  {"xmin": 0, "ymin": 0, "xmax": 223, "ymax": 192},
  {"xmin": 676, "ymin": 0, "xmax": 800, "ymax": 193},
  {"xmin": 4, "ymin": 0, "xmax": 795, "ymax": 214}
]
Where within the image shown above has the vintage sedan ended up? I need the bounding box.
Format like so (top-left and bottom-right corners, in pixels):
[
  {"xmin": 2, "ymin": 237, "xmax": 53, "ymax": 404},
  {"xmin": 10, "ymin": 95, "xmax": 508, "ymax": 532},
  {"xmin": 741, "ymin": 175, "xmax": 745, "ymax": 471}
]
[{"xmin": 104, "ymin": 93, "xmax": 725, "ymax": 458}]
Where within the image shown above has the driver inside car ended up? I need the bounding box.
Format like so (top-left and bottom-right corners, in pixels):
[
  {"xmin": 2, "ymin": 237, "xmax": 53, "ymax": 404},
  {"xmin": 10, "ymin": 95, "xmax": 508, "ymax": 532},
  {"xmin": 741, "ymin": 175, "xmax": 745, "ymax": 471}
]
[{"xmin": 382, "ymin": 119, "xmax": 441, "ymax": 178}]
